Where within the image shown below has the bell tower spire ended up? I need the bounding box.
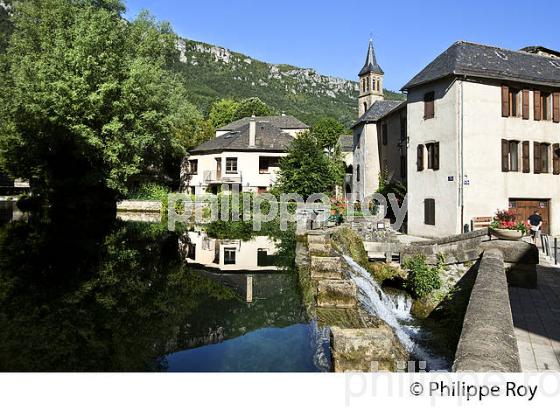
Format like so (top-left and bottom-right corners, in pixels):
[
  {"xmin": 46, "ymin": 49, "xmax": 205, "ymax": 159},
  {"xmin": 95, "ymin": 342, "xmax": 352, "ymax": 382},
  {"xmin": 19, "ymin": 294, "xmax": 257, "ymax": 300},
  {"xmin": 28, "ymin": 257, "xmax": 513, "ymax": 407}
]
[{"xmin": 358, "ymin": 38, "xmax": 384, "ymax": 116}]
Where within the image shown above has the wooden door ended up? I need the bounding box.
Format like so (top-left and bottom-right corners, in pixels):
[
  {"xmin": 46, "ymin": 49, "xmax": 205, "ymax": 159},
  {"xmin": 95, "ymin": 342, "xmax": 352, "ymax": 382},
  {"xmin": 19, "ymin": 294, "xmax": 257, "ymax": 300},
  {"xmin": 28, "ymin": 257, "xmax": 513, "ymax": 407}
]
[
  {"xmin": 215, "ymin": 158, "xmax": 222, "ymax": 179},
  {"xmin": 509, "ymin": 198, "xmax": 550, "ymax": 234}
]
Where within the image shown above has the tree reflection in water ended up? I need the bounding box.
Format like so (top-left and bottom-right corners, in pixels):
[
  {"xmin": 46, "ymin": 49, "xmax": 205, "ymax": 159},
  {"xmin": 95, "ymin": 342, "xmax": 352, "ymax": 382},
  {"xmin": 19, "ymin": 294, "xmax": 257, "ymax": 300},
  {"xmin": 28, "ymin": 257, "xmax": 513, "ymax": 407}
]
[{"xmin": 0, "ymin": 214, "xmax": 309, "ymax": 371}]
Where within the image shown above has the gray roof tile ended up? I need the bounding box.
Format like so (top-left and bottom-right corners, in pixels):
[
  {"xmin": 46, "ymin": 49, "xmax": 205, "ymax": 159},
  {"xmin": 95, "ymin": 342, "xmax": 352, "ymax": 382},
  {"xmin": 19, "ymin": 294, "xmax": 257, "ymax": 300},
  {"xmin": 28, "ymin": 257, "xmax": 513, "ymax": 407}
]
[
  {"xmin": 352, "ymin": 100, "xmax": 405, "ymax": 128},
  {"xmin": 402, "ymin": 41, "xmax": 560, "ymax": 90},
  {"xmin": 191, "ymin": 121, "xmax": 295, "ymax": 154},
  {"xmin": 217, "ymin": 115, "xmax": 309, "ymax": 131}
]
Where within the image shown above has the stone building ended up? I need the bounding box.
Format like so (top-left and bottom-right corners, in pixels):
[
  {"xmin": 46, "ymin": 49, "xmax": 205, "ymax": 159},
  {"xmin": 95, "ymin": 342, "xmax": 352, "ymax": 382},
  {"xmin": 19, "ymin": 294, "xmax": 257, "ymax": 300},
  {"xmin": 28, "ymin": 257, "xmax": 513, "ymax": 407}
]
[
  {"xmin": 182, "ymin": 115, "xmax": 308, "ymax": 195},
  {"xmin": 353, "ymin": 39, "xmax": 560, "ymax": 237}
]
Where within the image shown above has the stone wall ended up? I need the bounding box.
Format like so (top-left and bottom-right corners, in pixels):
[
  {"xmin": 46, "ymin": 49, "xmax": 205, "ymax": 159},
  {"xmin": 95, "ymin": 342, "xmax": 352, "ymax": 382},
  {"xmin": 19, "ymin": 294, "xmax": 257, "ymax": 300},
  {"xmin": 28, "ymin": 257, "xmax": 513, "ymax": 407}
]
[
  {"xmin": 452, "ymin": 249, "xmax": 521, "ymax": 372},
  {"xmin": 116, "ymin": 200, "xmax": 161, "ymax": 212}
]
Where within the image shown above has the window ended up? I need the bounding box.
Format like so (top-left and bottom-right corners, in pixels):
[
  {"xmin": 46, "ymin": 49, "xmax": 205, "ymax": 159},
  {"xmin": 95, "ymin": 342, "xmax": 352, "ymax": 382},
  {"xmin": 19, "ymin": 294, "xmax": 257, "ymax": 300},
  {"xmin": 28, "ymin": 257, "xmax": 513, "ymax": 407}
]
[
  {"xmin": 363, "ymin": 102, "xmax": 368, "ymax": 113},
  {"xmin": 372, "ymin": 78, "xmax": 376, "ymax": 91},
  {"xmin": 542, "ymin": 92, "xmax": 552, "ymax": 120},
  {"xmin": 257, "ymin": 186, "xmax": 268, "ymax": 193},
  {"xmin": 553, "ymin": 144, "xmax": 560, "ymax": 175},
  {"xmin": 501, "ymin": 140, "xmax": 519, "ymax": 172},
  {"xmin": 259, "ymin": 157, "xmax": 280, "ymax": 174},
  {"xmin": 424, "ymin": 198, "xmax": 435, "ymax": 225},
  {"xmin": 534, "ymin": 90, "xmax": 553, "ymax": 121},
  {"xmin": 509, "ymin": 88, "xmax": 520, "ymax": 117},
  {"xmin": 356, "ymin": 165, "xmax": 360, "ymax": 182},
  {"xmin": 417, "ymin": 144, "xmax": 424, "ymax": 171},
  {"xmin": 362, "ymin": 79, "xmax": 366, "ymax": 93},
  {"xmin": 188, "ymin": 159, "xmax": 198, "ymax": 175},
  {"xmin": 382, "ymin": 123, "xmax": 388, "ymax": 145},
  {"xmin": 187, "ymin": 244, "xmax": 196, "ymax": 260},
  {"xmin": 225, "ymin": 157, "xmax": 238, "ymax": 173},
  {"xmin": 534, "ymin": 142, "xmax": 550, "ymax": 174},
  {"xmin": 376, "ymin": 79, "xmax": 380, "ymax": 91},
  {"xmin": 424, "ymin": 92, "xmax": 435, "ymax": 119},
  {"xmin": 224, "ymin": 248, "xmax": 236, "ymax": 265},
  {"xmin": 400, "ymin": 117, "xmax": 407, "ymax": 143},
  {"xmin": 426, "ymin": 142, "xmax": 440, "ymax": 170}
]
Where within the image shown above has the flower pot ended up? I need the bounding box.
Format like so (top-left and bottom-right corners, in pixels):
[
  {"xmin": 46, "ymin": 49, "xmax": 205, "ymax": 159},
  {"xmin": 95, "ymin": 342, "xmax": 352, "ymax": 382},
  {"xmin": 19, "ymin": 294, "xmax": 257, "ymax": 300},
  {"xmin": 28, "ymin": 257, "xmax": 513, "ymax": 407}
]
[{"xmin": 490, "ymin": 228, "xmax": 524, "ymax": 241}]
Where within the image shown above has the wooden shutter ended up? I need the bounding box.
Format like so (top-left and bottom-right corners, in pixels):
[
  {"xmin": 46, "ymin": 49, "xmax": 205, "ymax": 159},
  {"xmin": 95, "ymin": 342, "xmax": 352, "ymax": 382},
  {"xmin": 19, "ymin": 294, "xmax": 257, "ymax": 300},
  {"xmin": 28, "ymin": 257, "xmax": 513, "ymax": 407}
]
[
  {"xmin": 417, "ymin": 144, "xmax": 424, "ymax": 171},
  {"xmin": 553, "ymin": 92, "xmax": 560, "ymax": 123},
  {"xmin": 522, "ymin": 90, "xmax": 530, "ymax": 119},
  {"xmin": 534, "ymin": 90, "xmax": 542, "ymax": 121},
  {"xmin": 534, "ymin": 142, "xmax": 541, "ymax": 173},
  {"xmin": 553, "ymin": 143, "xmax": 560, "ymax": 175},
  {"xmin": 522, "ymin": 141, "xmax": 530, "ymax": 173},
  {"xmin": 501, "ymin": 85, "xmax": 510, "ymax": 117},
  {"xmin": 424, "ymin": 92, "xmax": 434, "ymax": 119},
  {"xmin": 424, "ymin": 199, "xmax": 435, "ymax": 225},
  {"xmin": 501, "ymin": 139, "xmax": 510, "ymax": 172},
  {"xmin": 433, "ymin": 142, "xmax": 440, "ymax": 170}
]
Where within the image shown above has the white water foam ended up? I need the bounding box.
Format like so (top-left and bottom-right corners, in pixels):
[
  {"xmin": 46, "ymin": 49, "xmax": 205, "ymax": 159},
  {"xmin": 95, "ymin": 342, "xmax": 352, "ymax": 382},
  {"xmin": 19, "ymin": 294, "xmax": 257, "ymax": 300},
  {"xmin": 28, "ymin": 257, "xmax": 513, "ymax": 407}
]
[{"xmin": 343, "ymin": 255, "xmax": 449, "ymax": 370}]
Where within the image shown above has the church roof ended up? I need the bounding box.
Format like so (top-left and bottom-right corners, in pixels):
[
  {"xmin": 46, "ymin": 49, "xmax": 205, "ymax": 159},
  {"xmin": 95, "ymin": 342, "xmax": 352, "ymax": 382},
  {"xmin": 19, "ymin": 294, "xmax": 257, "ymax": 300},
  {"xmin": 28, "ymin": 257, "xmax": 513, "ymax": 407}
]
[
  {"xmin": 352, "ymin": 100, "xmax": 405, "ymax": 128},
  {"xmin": 191, "ymin": 121, "xmax": 294, "ymax": 154},
  {"xmin": 359, "ymin": 39, "xmax": 384, "ymax": 76},
  {"xmin": 402, "ymin": 41, "xmax": 560, "ymax": 90}
]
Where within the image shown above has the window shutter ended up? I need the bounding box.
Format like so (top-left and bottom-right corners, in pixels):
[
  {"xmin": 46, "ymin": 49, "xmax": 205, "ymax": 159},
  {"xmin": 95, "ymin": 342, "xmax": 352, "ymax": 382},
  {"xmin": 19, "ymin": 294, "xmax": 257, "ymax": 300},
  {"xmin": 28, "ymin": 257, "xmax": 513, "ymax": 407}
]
[
  {"xmin": 522, "ymin": 141, "xmax": 530, "ymax": 173},
  {"xmin": 501, "ymin": 85, "xmax": 510, "ymax": 117},
  {"xmin": 501, "ymin": 139, "xmax": 510, "ymax": 172},
  {"xmin": 553, "ymin": 143, "xmax": 560, "ymax": 175},
  {"xmin": 424, "ymin": 199, "xmax": 435, "ymax": 225},
  {"xmin": 534, "ymin": 90, "xmax": 542, "ymax": 121},
  {"xmin": 522, "ymin": 90, "xmax": 530, "ymax": 119},
  {"xmin": 553, "ymin": 92, "xmax": 560, "ymax": 123},
  {"xmin": 534, "ymin": 142, "xmax": 542, "ymax": 173},
  {"xmin": 424, "ymin": 92, "xmax": 434, "ymax": 119},
  {"xmin": 433, "ymin": 142, "xmax": 440, "ymax": 170},
  {"xmin": 417, "ymin": 144, "xmax": 424, "ymax": 171}
]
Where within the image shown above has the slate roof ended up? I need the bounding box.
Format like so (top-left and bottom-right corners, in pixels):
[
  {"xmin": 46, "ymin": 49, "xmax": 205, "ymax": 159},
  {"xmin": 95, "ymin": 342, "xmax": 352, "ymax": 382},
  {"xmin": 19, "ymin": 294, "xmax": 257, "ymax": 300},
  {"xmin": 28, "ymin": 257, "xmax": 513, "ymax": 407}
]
[
  {"xmin": 402, "ymin": 41, "xmax": 560, "ymax": 91},
  {"xmin": 217, "ymin": 115, "xmax": 309, "ymax": 131},
  {"xmin": 352, "ymin": 100, "xmax": 406, "ymax": 128},
  {"xmin": 359, "ymin": 39, "xmax": 384, "ymax": 76},
  {"xmin": 339, "ymin": 135, "xmax": 353, "ymax": 152},
  {"xmin": 191, "ymin": 121, "xmax": 294, "ymax": 154}
]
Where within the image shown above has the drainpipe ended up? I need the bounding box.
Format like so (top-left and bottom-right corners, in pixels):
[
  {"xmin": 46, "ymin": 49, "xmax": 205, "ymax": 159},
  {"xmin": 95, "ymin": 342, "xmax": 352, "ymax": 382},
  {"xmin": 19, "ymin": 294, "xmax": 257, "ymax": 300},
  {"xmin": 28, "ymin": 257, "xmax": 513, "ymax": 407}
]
[{"xmin": 459, "ymin": 78, "xmax": 465, "ymax": 232}]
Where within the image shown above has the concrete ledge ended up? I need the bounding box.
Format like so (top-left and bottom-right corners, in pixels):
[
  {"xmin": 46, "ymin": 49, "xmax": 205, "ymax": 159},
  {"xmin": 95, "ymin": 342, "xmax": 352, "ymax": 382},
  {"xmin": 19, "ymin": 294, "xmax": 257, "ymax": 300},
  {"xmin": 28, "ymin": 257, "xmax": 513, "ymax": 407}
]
[
  {"xmin": 117, "ymin": 200, "xmax": 162, "ymax": 212},
  {"xmin": 453, "ymin": 248, "xmax": 521, "ymax": 372}
]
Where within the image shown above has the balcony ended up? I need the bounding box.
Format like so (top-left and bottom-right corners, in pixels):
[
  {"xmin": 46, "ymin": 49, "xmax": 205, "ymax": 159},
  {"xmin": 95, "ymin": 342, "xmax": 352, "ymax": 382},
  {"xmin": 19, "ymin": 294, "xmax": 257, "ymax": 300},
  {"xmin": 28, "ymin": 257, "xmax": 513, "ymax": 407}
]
[{"xmin": 203, "ymin": 170, "xmax": 242, "ymax": 184}]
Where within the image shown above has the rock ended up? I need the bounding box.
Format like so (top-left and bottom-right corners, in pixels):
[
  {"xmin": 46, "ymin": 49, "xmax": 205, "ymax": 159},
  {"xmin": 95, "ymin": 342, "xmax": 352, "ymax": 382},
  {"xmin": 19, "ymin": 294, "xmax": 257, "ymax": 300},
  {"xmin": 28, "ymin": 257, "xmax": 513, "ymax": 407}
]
[
  {"xmin": 316, "ymin": 280, "xmax": 357, "ymax": 308},
  {"xmin": 311, "ymin": 256, "xmax": 342, "ymax": 272},
  {"xmin": 308, "ymin": 242, "xmax": 331, "ymax": 255},
  {"xmin": 330, "ymin": 326, "xmax": 408, "ymax": 372},
  {"xmin": 308, "ymin": 233, "xmax": 330, "ymax": 244}
]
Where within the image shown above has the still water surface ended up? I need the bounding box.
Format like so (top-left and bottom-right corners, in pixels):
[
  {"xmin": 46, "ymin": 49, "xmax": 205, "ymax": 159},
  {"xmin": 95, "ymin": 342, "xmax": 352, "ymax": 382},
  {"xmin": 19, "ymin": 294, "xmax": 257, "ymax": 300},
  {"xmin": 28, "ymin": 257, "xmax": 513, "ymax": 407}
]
[{"xmin": 0, "ymin": 203, "xmax": 329, "ymax": 371}]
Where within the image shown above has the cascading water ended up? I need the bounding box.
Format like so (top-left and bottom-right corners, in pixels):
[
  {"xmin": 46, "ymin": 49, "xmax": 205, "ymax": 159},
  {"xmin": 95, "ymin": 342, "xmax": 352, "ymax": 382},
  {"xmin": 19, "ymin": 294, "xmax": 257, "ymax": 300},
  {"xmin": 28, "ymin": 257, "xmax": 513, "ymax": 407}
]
[
  {"xmin": 343, "ymin": 255, "xmax": 449, "ymax": 370},
  {"xmin": 308, "ymin": 320, "xmax": 331, "ymax": 372}
]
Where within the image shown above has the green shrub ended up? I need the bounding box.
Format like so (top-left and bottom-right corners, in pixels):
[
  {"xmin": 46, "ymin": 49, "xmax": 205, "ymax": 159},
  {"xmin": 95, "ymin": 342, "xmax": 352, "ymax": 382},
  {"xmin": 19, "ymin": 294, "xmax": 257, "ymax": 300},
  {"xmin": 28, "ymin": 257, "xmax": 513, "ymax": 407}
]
[{"xmin": 402, "ymin": 254, "xmax": 442, "ymax": 299}]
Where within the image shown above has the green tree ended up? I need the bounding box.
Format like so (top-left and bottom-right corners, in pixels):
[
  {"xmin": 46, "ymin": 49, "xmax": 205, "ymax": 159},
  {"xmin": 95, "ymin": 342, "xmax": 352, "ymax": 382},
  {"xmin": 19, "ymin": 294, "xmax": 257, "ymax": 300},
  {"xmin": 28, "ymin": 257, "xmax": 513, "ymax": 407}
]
[
  {"xmin": 274, "ymin": 131, "xmax": 342, "ymax": 199},
  {"xmin": 312, "ymin": 117, "xmax": 346, "ymax": 152},
  {"xmin": 0, "ymin": 0, "xmax": 201, "ymax": 209},
  {"xmin": 208, "ymin": 98, "xmax": 240, "ymax": 128},
  {"xmin": 233, "ymin": 97, "xmax": 272, "ymax": 119}
]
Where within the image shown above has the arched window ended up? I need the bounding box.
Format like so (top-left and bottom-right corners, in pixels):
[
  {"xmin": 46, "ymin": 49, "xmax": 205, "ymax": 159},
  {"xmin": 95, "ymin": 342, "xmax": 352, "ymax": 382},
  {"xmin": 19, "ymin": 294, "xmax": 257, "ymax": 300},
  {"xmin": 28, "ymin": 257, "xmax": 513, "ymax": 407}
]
[
  {"xmin": 373, "ymin": 78, "xmax": 376, "ymax": 91},
  {"xmin": 376, "ymin": 79, "xmax": 380, "ymax": 91},
  {"xmin": 362, "ymin": 79, "xmax": 366, "ymax": 92},
  {"xmin": 346, "ymin": 164, "xmax": 353, "ymax": 174},
  {"xmin": 363, "ymin": 102, "xmax": 367, "ymax": 113},
  {"xmin": 356, "ymin": 165, "xmax": 361, "ymax": 182},
  {"xmin": 345, "ymin": 184, "xmax": 352, "ymax": 194}
]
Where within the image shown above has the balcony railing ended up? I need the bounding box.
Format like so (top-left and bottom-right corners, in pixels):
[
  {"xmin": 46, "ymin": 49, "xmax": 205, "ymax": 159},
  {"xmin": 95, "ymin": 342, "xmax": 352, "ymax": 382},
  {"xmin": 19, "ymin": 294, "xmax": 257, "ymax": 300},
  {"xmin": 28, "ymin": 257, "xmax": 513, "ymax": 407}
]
[{"xmin": 203, "ymin": 170, "xmax": 242, "ymax": 184}]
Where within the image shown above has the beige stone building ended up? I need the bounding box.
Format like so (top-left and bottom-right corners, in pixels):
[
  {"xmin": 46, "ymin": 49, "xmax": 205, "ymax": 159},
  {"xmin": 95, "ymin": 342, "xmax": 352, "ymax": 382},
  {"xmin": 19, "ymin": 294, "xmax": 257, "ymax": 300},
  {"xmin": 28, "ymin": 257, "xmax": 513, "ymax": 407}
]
[
  {"xmin": 403, "ymin": 41, "xmax": 560, "ymax": 237},
  {"xmin": 183, "ymin": 115, "xmax": 309, "ymax": 195}
]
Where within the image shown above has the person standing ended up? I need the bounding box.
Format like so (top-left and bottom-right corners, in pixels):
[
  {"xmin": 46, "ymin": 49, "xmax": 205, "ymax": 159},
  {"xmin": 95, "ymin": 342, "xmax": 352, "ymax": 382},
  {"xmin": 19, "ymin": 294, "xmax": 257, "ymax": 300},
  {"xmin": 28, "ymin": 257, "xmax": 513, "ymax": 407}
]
[{"xmin": 527, "ymin": 210, "xmax": 543, "ymax": 244}]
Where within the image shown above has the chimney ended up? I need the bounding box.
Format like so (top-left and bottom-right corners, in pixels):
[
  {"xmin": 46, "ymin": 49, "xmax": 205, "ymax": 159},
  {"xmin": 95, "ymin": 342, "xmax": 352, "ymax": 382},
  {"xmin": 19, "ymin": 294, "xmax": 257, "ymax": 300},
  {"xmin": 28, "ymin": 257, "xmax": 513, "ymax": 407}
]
[{"xmin": 249, "ymin": 115, "xmax": 256, "ymax": 147}]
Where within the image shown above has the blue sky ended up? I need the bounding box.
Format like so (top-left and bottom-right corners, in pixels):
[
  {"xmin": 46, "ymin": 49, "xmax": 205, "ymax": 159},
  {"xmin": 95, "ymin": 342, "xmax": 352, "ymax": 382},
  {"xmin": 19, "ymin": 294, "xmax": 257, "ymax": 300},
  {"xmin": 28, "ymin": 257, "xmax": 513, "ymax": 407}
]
[{"xmin": 124, "ymin": 0, "xmax": 560, "ymax": 91}]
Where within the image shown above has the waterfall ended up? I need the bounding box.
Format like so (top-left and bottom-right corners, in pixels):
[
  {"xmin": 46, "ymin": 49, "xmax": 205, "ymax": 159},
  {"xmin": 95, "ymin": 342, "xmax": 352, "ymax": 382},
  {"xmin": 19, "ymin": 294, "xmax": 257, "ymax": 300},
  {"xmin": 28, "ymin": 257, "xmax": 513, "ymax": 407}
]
[
  {"xmin": 343, "ymin": 255, "xmax": 449, "ymax": 370},
  {"xmin": 343, "ymin": 255, "xmax": 416, "ymax": 352}
]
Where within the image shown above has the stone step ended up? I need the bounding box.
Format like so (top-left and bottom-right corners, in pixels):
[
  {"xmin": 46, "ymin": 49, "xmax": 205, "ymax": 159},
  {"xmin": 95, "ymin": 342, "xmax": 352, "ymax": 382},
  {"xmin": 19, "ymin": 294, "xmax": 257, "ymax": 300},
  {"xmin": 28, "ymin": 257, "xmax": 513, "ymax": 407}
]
[
  {"xmin": 308, "ymin": 242, "xmax": 332, "ymax": 255},
  {"xmin": 308, "ymin": 234, "xmax": 330, "ymax": 244},
  {"xmin": 311, "ymin": 256, "xmax": 342, "ymax": 272},
  {"xmin": 316, "ymin": 280, "xmax": 357, "ymax": 308},
  {"xmin": 310, "ymin": 270, "xmax": 344, "ymax": 280}
]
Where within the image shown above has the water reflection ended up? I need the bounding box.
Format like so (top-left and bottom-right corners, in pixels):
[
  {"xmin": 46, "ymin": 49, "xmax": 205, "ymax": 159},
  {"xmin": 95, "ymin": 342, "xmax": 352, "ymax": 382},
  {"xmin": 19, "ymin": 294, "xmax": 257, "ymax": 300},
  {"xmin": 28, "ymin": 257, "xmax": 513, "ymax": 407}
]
[{"xmin": 0, "ymin": 205, "xmax": 328, "ymax": 372}]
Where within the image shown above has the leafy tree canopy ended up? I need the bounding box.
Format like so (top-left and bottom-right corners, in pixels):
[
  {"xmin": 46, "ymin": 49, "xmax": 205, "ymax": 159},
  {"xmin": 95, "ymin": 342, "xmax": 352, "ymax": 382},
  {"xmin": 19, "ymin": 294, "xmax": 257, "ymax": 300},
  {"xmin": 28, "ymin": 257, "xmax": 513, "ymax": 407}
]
[
  {"xmin": 208, "ymin": 97, "xmax": 273, "ymax": 129},
  {"xmin": 233, "ymin": 97, "xmax": 273, "ymax": 119},
  {"xmin": 312, "ymin": 117, "xmax": 346, "ymax": 151},
  {"xmin": 274, "ymin": 131, "xmax": 344, "ymax": 199},
  {"xmin": 0, "ymin": 0, "xmax": 202, "ymax": 207}
]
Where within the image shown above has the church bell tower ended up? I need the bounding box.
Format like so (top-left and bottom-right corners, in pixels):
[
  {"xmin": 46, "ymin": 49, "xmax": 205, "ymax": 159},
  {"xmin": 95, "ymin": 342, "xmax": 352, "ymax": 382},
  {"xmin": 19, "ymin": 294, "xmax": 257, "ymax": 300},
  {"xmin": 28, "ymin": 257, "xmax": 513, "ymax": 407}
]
[{"xmin": 358, "ymin": 39, "xmax": 384, "ymax": 116}]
